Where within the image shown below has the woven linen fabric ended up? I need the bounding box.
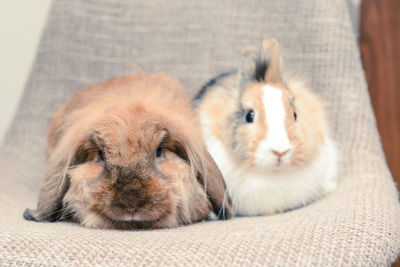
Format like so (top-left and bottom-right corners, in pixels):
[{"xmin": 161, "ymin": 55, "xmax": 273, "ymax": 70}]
[{"xmin": 1, "ymin": 0, "xmax": 399, "ymax": 265}]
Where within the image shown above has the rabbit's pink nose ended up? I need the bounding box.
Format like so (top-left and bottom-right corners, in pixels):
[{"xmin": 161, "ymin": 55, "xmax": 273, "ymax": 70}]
[{"xmin": 271, "ymin": 149, "xmax": 289, "ymax": 158}]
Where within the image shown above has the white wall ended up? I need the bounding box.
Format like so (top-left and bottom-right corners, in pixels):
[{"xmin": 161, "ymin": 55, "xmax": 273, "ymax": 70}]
[{"xmin": 0, "ymin": 0, "xmax": 52, "ymax": 141}]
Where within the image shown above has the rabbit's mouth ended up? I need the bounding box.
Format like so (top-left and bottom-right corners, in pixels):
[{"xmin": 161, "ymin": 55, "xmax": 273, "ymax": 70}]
[
  {"xmin": 116, "ymin": 210, "xmax": 159, "ymax": 222},
  {"xmin": 106, "ymin": 209, "xmax": 142, "ymax": 222},
  {"xmin": 104, "ymin": 207, "xmax": 171, "ymax": 223},
  {"xmin": 114, "ymin": 209, "xmax": 137, "ymax": 222},
  {"xmin": 251, "ymin": 148, "xmax": 294, "ymax": 173}
]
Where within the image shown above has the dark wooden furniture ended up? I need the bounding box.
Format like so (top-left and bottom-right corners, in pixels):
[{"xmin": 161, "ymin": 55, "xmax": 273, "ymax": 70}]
[
  {"xmin": 359, "ymin": 0, "xmax": 400, "ymax": 265},
  {"xmin": 360, "ymin": 0, "xmax": 400, "ymax": 190}
]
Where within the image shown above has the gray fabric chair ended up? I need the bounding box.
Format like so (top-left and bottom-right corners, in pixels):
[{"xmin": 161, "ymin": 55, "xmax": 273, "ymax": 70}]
[{"xmin": 1, "ymin": 0, "xmax": 399, "ymax": 265}]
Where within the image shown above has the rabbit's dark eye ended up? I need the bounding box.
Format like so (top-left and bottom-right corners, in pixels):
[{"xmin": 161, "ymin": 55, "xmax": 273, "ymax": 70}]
[
  {"xmin": 245, "ymin": 110, "xmax": 254, "ymax": 123},
  {"xmin": 98, "ymin": 149, "xmax": 105, "ymax": 161},
  {"xmin": 293, "ymin": 111, "xmax": 297, "ymax": 121},
  {"xmin": 156, "ymin": 146, "xmax": 163, "ymax": 158}
]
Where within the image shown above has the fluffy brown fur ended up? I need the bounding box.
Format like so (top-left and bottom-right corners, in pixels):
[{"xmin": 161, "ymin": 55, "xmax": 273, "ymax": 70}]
[{"xmin": 24, "ymin": 71, "xmax": 232, "ymax": 229}]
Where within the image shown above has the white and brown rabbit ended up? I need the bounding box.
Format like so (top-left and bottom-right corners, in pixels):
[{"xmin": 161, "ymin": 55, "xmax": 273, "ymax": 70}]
[
  {"xmin": 24, "ymin": 69, "xmax": 232, "ymax": 229},
  {"xmin": 193, "ymin": 40, "xmax": 338, "ymax": 216}
]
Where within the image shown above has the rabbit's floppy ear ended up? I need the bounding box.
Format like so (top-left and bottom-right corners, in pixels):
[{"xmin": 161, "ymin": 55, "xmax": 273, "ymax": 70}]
[
  {"xmin": 24, "ymin": 139, "xmax": 92, "ymax": 222},
  {"xmin": 194, "ymin": 148, "xmax": 233, "ymax": 219},
  {"xmin": 176, "ymin": 136, "xmax": 233, "ymax": 220},
  {"xmin": 23, "ymin": 157, "xmax": 72, "ymax": 222}
]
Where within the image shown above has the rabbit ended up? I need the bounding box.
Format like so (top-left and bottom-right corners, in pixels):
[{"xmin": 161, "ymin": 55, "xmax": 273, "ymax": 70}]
[
  {"xmin": 193, "ymin": 39, "xmax": 339, "ymax": 216},
  {"xmin": 23, "ymin": 69, "xmax": 232, "ymax": 229}
]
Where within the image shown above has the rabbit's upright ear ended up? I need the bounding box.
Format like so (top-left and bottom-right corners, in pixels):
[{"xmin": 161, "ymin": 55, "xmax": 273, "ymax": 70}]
[
  {"xmin": 262, "ymin": 38, "xmax": 282, "ymax": 83},
  {"xmin": 238, "ymin": 39, "xmax": 283, "ymax": 88},
  {"xmin": 238, "ymin": 45, "xmax": 259, "ymax": 88},
  {"xmin": 23, "ymin": 140, "xmax": 91, "ymax": 222}
]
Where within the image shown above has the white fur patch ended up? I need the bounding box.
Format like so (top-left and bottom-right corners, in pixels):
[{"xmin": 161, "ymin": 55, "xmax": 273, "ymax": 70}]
[
  {"xmin": 228, "ymin": 138, "xmax": 338, "ymax": 216},
  {"xmin": 197, "ymin": 113, "xmax": 235, "ymax": 179},
  {"xmin": 254, "ymin": 85, "xmax": 293, "ymax": 169}
]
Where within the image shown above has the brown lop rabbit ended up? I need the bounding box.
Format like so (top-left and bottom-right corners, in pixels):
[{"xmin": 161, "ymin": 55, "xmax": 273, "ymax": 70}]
[{"xmin": 24, "ymin": 70, "xmax": 232, "ymax": 229}]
